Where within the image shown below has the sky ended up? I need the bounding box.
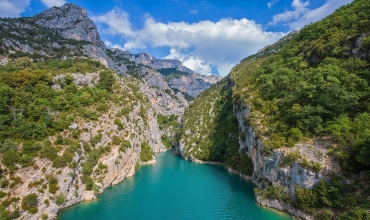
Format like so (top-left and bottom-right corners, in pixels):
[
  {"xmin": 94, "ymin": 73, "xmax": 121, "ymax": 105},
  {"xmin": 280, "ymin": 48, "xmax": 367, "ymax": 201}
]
[{"xmin": 0, "ymin": 0, "xmax": 353, "ymax": 76}]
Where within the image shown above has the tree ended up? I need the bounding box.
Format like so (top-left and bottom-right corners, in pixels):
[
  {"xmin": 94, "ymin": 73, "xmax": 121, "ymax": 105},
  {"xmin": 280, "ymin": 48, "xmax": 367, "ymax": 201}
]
[
  {"xmin": 2, "ymin": 149, "xmax": 20, "ymax": 167},
  {"xmin": 98, "ymin": 71, "xmax": 115, "ymax": 92},
  {"xmin": 21, "ymin": 193, "xmax": 38, "ymax": 214}
]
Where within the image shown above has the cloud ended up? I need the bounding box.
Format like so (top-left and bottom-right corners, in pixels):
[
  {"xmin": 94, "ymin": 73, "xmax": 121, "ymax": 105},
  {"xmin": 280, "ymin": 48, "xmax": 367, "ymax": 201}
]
[
  {"xmin": 94, "ymin": 9, "xmax": 285, "ymax": 76},
  {"xmin": 104, "ymin": 40, "xmax": 125, "ymax": 51},
  {"xmin": 0, "ymin": 0, "xmax": 30, "ymax": 17},
  {"xmin": 267, "ymin": 0, "xmax": 279, "ymax": 8},
  {"xmin": 270, "ymin": 0, "xmax": 352, "ymax": 29},
  {"xmin": 189, "ymin": 10, "xmax": 197, "ymax": 14},
  {"xmin": 40, "ymin": 0, "xmax": 67, "ymax": 8},
  {"xmin": 92, "ymin": 8, "xmax": 136, "ymax": 37},
  {"xmin": 165, "ymin": 48, "xmax": 213, "ymax": 75}
]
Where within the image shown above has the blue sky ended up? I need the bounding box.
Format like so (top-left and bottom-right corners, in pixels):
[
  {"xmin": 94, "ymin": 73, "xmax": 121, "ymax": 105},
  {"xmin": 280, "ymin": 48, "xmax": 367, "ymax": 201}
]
[{"xmin": 1, "ymin": 0, "xmax": 353, "ymax": 76}]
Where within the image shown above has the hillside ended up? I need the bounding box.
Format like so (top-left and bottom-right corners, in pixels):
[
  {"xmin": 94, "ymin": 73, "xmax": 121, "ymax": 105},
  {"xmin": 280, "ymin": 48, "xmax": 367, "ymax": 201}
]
[
  {"xmin": 0, "ymin": 3, "xmax": 220, "ymax": 219},
  {"xmin": 179, "ymin": 0, "xmax": 370, "ymax": 219}
]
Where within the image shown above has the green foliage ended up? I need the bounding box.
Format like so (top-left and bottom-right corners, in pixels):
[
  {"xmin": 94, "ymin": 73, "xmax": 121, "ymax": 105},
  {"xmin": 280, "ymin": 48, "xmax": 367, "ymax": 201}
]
[
  {"xmin": 140, "ymin": 142, "xmax": 153, "ymax": 162},
  {"xmin": 81, "ymin": 175, "xmax": 94, "ymax": 191},
  {"xmin": 281, "ymin": 152, "xmax": 301, "ymax": 167},
  {"xmin": 161, "ymin": 135, "xmax": 173, "ymax": 149},
  {"xmin": 114, "ymin": 118, "xmax": 124, "ymax": 130},
  {"xmin": 337, "ymin": 208, "xmax": 370, "ymax": 220},
  {"xmin": 98, "ymin": 71, "xmax": 116, "ymax": 92},
  {"xmin": 46, "ymin": 174, "xmax": 59, "ymax": 194},
  {"xmin": 39, "ymin": 143, "xmax": 58, "ymax": 161},
  {"xmin": 21, "ymin": 193, "xmax": 38, "ymax": 214},
  {"xmin": 41, "ymin": 213, "xmax": 48, "ymax": 220},
  {"xmin": 0, "ymin": 139, "xmax": 16, "ymax": 153},
  {"xmin": 55, "ymin": 193, "xmax": 66, "ymax": 205},
  {"xmin": 120, "ymin": 140, "xmax": 131, "ymax": 152},
  {"xmin": 295, "ymin": 186, "xmax": 318, "ymax": 213},
  {"xmin": 22, "ymin": 141, "xmax": 41, "ymax": 155},
  {"xmin": 2, "ymin": 149, "xmax": 20, "ymax": 167},
  {"xmin": 157, "ymin": 114, "xmax": 179, "ymax": 130},
  {"xmin": 135, "ymin": 162, "xmax": 140, "ymax": 171},
  {"xmin": 112, "ymin": 136, "xmax": 121, "ymax": 145},
  {"xmin": 181, "ymin": 77, "xmax": 242, "ymax": 169},
  {"xmin": 96, "ymin": 104, "xmax": 109, "ymax": 113}
]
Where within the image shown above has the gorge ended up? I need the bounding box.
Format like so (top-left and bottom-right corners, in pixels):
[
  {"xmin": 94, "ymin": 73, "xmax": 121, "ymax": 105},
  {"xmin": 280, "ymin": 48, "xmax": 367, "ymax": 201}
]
[{"xmin": 0, "ymin": 1, "xmax": 370, "ymax": 220}]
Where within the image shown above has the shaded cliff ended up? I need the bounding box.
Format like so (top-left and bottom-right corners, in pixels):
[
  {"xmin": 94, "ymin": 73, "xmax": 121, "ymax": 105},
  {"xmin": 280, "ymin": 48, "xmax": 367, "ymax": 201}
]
[{"xmin": 179, "ymin": 0, "xmax": 370, "ymax": 219}]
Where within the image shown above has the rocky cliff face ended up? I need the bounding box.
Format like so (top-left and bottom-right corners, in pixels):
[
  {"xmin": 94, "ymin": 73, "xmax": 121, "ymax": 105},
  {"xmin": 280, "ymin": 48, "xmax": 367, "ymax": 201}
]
[
  {"xmin": 0, "ymin": 3, "xmax": 201, "ymax": 219},
  {"xmin": 233, "ymin": 101, "xmax": 339, "ymax": 220},
  {"xmin": 3, "ymin": 72, "xmax": 174, "ymax": 219},
  {"xmin": 107, "ymin": 49, "xmax": 222, "ymax": 98},
  {"xmin": 34, "ymin": 4, "xmax": 106, "ymax": 50}
]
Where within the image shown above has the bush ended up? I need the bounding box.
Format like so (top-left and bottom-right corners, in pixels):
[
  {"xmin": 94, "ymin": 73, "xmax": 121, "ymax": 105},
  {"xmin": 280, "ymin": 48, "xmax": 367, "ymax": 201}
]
[
  {"xmin": 114, "ymin": 118, "xmax": 124, "ymax": 130},
  {"xmin": 2, "ymin": 149, "xmax": 20, "ymax": 167},
  {"xmin": 140, "ymin": 142, "xmax": 153, "ymax": 162},
  {"xmin": 295, "ymin": 186, "xmax": 317, "ymax": 213},
  {"xmin": 120, "ymin": 140, "xmax": 131, "ymax": 152},
  {"xmin": 337, "ymin": 208, "xmax": 370, "ymax": 220},
  {"xmin": 112, "ymin": 136, "xmax": 121, "ymax": 145},
  {"xmin": 96, "ymin": 104, "xmax": 109, "ymax": 113},
  {"xmin": 22, "ymin": 141, "xmax": 41, "ymax": 155},
  {"xmin": 39, "ymin": 145, "xmax": 58, "ymax": 161},
  {"xmin": 0, "ymin": 139, "xmax": 17, "ymax": 153},
  {"xmin": 21, "ymin": 193, "xmax": 38, "ymax": 213},
  {"xmin": 41, "ymin": 213, "xmax": 48, "ymax": 220},
  {"xmin": 81, "ymin": 175, "xmax": 94, "ymax": 190},
  {"xmin": 55, "ymin": 193, "xmax": 66, "ymax": 205}
]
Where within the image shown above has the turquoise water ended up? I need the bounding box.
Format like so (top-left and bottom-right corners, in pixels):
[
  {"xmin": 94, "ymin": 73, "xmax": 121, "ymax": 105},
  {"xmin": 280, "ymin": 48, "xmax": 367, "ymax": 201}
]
[{"xmin": 58, "ymin": 150, "xmax": 293, "ymax": 220}]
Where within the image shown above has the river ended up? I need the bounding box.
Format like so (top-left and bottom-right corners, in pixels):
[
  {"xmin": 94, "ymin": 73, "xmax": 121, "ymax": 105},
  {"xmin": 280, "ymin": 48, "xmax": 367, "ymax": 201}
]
[{"xmin": 58, "ymin": 150, "xmax": 293, "ymax": 220}]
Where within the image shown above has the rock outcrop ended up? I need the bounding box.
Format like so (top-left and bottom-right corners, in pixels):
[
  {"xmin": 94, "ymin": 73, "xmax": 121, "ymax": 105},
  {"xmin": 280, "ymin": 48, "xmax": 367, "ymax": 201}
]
[{"xmin": 34, "ymin": 3, "xmax": 106, "ymax": 50}]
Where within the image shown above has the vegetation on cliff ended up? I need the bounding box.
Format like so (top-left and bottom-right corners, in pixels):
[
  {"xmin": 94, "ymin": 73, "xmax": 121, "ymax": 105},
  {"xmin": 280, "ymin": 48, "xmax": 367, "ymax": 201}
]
[
  {"xmin": 0, "ymin": 56, "xmax": 161, "ymax": 218},
  {"xmin": 180, "ymin": 77, "xmax": 253, "ymax": 173},
  {"xmin": 181, "ymin": 0, "xmax": 370, "ymax": 218}
]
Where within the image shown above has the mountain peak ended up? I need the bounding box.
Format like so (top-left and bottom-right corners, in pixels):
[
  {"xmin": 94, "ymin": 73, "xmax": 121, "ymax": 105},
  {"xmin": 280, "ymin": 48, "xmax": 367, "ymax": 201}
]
[{"xmin": 33, "ymin": 3, "xmax": 106, "ymax": 49}]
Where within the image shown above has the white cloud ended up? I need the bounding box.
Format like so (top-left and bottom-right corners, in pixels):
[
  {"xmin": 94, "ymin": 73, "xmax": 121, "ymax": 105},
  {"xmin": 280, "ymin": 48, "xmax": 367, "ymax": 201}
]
[
  {"xmin": 165, "ymin": 48, "xmax": 213, "ymax": 75},
  {"xmin": 271, "ymin": 0, "xmax": 352, "ymax": 29},
  {"xmin": 0, "ymin": 0, "xmax": 30, "ymax": 17},
  {"xmin": 94, "ymin": 9, "xmax": 285, "ymax": 76},
  {"xmin": 267, "ymin": 0, "xmax": 279, "ymax": 8},
  {"xmin": 40, "ymin": 0, "xmax": 67, "ymax": 8},
  {"xmin": 92, "ymin": 8, "xmax": 136, "ymax": 38},
  {"xmin": 189, "ymin": 10, "xmax": 197, "ymax": 14},
  {"xmin": 104, "ymin": 40, "xmax": 125, "ymax": 51}
]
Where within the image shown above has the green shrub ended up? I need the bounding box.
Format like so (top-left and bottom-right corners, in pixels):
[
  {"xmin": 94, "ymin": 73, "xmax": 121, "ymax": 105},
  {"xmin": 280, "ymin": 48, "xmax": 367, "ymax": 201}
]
[
  {"xmin": 0, "ymin": 139, "xmax": 17, "ymax": 153},
  {"xmin": 337, "ymin": 208, "xmax": 370, "ymax": 220},
  {"xmin": 39, "ymin": 145, "xmax": 58, "ymax": 161},
  {"xmin": 281, "ymin": 152, "xmax": 301, "ymax": 167},
  {"xmin": 22, "ymin": 141, "xmax": 41, "ymax": 155},
  {"xmin": 2, "ymin": 149, "xmax": 20, "ymax": 167},
  {"xmin": 295, "ymin": 186, "xmax": 317, "ymax": 213},
  {"xmin": 140, "ymin": 142, "xmax": 153, "ymax": 162},
  {"xmin": 97, "ymin": 104, "xmax": 109, "ymax": 113},
  {"xmin": 21, "ymin": 193, "xmax": 38, "ymax": 213},
  {"xmin": 135, "ymin": 162, "xmax": 140, "ymax": 171},
  {"xmin": 112, "ymin": 136, "xmax": 121, "ymax": 145},
  {"xmin": 41, "ymin": 213, "xmax": 48, "ymax": 220},
  {"xmin": 161, "ymin": 135, "xmax": 172, "ymax": 149},
  {"xmin": 114, "ymin": 118, "xmax": 124, "ymax": 130},
  {"xmin": 55, "ymin": 193, "xmax": 66, "ymax": 205},
  {"xmin": 81, "ymin": 175, "xmax": 94, "ymax": 190},
  {"xmin": 120, "ymin": 140, "xmax": 131, "ymax": 152}
]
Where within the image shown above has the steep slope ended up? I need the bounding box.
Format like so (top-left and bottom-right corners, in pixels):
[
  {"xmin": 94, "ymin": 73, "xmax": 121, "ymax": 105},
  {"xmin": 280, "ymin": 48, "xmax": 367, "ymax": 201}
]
[
  {"xmin": 179, "ymin": 0, "xmax": 370, "ymax": 219},
  {"xmin": 107, "ymin": 49, "xmax": 222, "ymax": 98},
  {"xmin": 0, "ymin": 3, "xmax": 206, "ymax": 219}
]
